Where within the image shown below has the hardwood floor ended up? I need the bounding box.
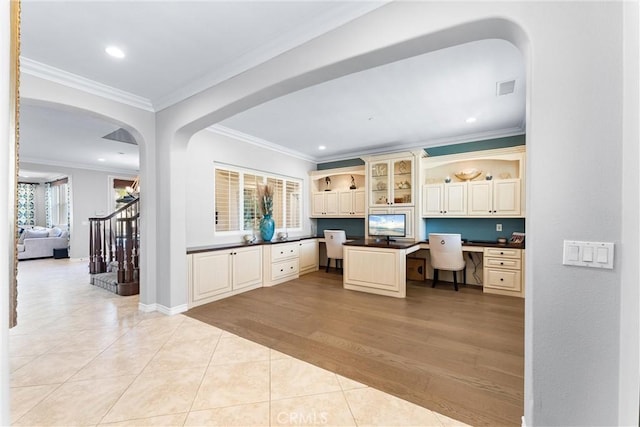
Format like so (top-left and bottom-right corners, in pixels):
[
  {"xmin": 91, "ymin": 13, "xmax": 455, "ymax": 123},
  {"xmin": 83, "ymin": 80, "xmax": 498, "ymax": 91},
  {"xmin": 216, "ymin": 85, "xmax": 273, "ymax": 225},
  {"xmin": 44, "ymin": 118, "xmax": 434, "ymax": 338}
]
[{"xmin": 186, "ymin": 270, "xmax": 524, "ymax": 426}]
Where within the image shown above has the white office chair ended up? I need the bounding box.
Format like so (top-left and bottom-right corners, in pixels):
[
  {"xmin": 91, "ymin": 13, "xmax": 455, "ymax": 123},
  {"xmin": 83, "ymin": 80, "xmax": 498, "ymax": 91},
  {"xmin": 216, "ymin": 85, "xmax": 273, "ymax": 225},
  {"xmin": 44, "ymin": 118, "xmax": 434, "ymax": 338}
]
[
  {"xmin": 429, "ymin": 233, "xmax": 466, "ymax": 291},
  {"xmin": 324, "ymin": 229, "xmax": 346, "ymax": 273}
]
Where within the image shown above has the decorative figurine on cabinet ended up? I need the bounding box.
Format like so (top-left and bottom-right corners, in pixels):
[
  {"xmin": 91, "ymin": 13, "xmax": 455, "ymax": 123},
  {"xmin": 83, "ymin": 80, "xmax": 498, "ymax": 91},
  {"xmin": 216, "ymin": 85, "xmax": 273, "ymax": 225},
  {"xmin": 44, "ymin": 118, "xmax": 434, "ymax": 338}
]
[
  {"xmin": 350, "ymin": 175, "xmax": 357, "ymax": 189},
  {"xmin": 325, "ymin": 176, "xmax": 331, "ymax": 191}
]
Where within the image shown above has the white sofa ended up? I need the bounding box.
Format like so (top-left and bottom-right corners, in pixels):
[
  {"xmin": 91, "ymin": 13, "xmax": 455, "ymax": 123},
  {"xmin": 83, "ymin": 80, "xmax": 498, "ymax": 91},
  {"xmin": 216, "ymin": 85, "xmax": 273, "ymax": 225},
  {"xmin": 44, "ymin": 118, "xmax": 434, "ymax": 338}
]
[{"xmin": 17, "ymin": 226, "xmax": 69, "ymax": 260}]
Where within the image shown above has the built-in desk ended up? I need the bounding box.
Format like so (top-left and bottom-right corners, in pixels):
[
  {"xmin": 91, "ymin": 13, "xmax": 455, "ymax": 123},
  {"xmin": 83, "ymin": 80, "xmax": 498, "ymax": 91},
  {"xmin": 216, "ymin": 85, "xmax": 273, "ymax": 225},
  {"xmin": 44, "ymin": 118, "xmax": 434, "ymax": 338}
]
[
  {"xmin": 342, "ymin": 239, "xmax": 525, "ymax": 298},
  {"xmin": 342, "ymin": 239, "xmax": 420, "ymax": 298}
]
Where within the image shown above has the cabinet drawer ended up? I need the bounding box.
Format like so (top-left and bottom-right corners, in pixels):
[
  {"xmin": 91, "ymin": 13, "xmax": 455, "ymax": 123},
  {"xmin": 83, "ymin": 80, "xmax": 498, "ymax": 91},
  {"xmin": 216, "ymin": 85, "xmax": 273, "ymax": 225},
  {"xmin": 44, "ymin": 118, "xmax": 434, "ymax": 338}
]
[
  {"xmin": 484, "ymin": 268, "xmax": 521, "ymax": 291},
  {"xmin": 484, "ymin": 257, "xmax": 522, "ymax": 270},
  {"xmin": 272, "ymin": 259, "xmax": 299, "ymax": 280},
  {"xmin": 271, "ymin": 243, "xmax": 299, "ymax": 261},
  {"xmin": 484, "ymin": 248, "xmax": 521, "ymax": 259}
]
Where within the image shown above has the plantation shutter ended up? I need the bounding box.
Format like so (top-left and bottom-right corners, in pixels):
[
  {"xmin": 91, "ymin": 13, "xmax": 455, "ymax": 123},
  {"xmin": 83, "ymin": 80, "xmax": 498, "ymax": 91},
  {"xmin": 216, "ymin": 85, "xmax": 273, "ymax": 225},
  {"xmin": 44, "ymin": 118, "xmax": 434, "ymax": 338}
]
[
  {"xmin": 215, "ymin": 169, "xmax": 240, "ymax": 231},
  {"xmin": 267, "ymin": 177, "xmax": 284, "ymax": 228},
  {"xmin": 243, "ymin": 173, "xmax": 263, "ymax": 231},
  {"xmin": 286, "ymin": 180, "xmax": 301, "ymax": 229}
]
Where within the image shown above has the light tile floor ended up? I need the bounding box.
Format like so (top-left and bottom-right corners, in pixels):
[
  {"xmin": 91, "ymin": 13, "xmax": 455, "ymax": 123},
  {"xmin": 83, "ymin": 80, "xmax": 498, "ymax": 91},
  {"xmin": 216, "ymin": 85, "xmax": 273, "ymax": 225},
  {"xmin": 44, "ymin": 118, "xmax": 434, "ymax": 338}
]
[{"xmin": 10, "ymin": 258, "xmax": 470, "ymax": 426}]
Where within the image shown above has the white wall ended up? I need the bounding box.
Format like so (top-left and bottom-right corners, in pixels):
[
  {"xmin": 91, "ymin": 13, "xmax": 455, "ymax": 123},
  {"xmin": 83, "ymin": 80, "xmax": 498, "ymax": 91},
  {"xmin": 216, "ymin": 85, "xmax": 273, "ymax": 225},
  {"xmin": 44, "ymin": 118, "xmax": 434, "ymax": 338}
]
[
  {"xmin": 154, "ymin": 2, "xmax": 638, "ymax": 426},
  {"xmin": 1, "ymin": 2, "xmax": 12, "ymax": 423},
  {"xmin": 186, "ymin": 130, "xmax": 314, "ymax": 248},
  {"xmin": 20, "ymin": 162, "xmax": 136, "ymax": 259}
]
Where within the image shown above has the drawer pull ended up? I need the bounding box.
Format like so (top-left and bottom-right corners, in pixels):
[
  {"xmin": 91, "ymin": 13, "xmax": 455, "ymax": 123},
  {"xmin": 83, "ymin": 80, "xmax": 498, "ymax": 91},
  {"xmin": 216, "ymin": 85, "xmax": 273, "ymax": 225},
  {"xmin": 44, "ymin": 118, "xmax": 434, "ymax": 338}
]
[
  {"xmin": 500, "ymin": 251, "xmax": 504, "ymax": 255},
  {"xmin": 500, "ymin": 262, "xmax": 504, "ymax": 265},
  {"xmin": 280, "ymin": 268, "xmax": 284, "ymax": 272},
  {"xmin": 500, "ymin": 278, "xmax": 504, "ymax": 281}
]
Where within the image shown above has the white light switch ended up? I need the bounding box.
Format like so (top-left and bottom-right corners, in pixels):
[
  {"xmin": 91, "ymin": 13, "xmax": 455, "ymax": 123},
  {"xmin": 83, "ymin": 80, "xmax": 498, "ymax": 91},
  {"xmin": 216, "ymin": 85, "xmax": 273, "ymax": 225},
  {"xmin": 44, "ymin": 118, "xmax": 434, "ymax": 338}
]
[
  {"xmin": 596, "ymin": 247, "xmax": 609, "ymax": 264},
  {"xmin": 563, "ymin": 240, "xmax": 614, "ymax": 269}
]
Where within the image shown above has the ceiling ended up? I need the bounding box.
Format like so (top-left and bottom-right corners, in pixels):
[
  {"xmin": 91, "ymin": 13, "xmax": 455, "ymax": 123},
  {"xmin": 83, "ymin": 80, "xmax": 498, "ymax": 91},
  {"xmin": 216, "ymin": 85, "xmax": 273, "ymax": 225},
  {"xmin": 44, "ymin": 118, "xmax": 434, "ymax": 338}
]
[{"xmin": 18, "ymin": 1, "xmax": 525, "ymax": 178}]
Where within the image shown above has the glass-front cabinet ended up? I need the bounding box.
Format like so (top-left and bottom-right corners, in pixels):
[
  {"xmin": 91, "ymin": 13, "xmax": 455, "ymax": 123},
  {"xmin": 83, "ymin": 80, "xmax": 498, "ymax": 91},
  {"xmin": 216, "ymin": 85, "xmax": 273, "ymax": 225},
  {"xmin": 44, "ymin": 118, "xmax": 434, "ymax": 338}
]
[{"xmin": 369, "ymin": 156, "xmax": 414, "ymax": 207}]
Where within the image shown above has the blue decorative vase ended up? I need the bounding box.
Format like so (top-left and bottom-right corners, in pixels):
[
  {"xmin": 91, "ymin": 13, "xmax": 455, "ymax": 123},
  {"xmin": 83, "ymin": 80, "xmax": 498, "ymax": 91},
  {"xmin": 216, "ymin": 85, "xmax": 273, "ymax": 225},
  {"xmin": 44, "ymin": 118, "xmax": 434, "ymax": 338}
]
[{"xmin": 260, "ymin": 214, "xmax": 275, "ymax": 242}]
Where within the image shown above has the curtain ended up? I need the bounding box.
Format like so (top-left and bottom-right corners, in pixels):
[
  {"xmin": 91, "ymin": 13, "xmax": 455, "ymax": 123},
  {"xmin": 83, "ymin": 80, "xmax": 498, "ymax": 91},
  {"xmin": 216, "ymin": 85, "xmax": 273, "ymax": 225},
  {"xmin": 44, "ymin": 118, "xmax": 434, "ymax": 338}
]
[
  {"xmin": 45, "ymin": 182, "xmax": 52, "ymax": 228},
  {"xmin": 17, "ymin": 183, "xmax": 36, "ymax": 226}
]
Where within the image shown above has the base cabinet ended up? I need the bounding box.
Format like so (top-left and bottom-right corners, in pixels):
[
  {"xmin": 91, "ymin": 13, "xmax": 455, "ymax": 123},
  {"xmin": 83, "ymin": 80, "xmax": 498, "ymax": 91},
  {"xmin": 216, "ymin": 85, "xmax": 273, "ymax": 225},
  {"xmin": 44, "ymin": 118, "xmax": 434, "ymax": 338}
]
[
  {"xmin": 264, "ymin": 241, "xmax": 300, "ymax": 286},
  {"xmin": 299, "ymin": 239, "xmax": 319, "ymax": 275},
  {"xmin": 190, "ymin": 245, "xmax": 263, "ymax": 306},
  {"xmin": 483, "ymin": 247, "xmax": 524, "ymax": 297}
]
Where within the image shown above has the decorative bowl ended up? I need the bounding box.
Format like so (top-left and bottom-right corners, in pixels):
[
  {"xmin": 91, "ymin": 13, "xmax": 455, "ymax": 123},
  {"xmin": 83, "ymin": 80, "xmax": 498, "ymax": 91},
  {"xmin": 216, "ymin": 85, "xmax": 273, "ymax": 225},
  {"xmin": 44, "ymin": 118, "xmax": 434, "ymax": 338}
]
[{"xmin": 454, "ymin": 168, "xmax": 482, "ymax": 181}]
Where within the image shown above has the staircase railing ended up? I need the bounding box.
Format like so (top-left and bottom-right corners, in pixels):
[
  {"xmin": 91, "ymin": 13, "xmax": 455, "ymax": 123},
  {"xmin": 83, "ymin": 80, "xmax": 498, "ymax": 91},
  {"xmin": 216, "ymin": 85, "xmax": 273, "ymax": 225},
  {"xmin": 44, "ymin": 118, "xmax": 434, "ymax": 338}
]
[{"xmin": 89, "ymin": 197, "xmax": 139, "ymax": 294}]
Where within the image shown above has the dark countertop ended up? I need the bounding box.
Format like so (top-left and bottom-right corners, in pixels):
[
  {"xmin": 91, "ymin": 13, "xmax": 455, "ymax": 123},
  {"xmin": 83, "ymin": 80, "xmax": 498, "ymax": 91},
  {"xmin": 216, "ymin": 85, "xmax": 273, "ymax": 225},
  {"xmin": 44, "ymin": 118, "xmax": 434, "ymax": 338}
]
[
  {"xmin": 187, "ymin": 235, "xmax": 319, "ymax": 254},
  {"xmin": 187, "ymin": 236, "xmax": 524, "ymax": 254},
  {"xmin": 343, "ymin": 239, "xmax": 420, "ymax": 250}
]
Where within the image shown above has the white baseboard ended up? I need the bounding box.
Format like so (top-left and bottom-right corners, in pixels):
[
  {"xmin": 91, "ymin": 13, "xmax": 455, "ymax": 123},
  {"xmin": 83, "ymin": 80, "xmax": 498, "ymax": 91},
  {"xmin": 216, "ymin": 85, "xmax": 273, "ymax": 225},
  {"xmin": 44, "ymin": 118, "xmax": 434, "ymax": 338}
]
[
  {"xmin": 521, "ymin": 416, "xmax": 526, "ymax": 427},
  {"xmin": 138, "ymin": 302, "xmax": 188, "ymax": 315}
]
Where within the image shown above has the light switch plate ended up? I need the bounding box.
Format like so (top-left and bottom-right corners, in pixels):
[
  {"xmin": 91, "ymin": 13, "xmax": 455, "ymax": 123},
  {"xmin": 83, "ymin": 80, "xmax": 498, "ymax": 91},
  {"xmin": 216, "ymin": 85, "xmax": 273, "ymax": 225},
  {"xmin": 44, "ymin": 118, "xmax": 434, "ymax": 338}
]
[{"xmin": 563, "ymin": 240, "xmax": 614, "ymax": 269}]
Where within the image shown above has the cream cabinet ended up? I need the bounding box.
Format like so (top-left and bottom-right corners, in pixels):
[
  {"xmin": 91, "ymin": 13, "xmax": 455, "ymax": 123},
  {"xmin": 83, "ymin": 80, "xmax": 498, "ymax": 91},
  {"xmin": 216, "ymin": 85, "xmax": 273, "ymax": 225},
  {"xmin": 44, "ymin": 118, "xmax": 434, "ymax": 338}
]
[
  {"xmin": 369, "ymin": 207, "xmax": 414, "ymax": 240},
  {"xmin": 421, "ymin": 146, "xmax": 525, "ymax": 218},
  {"xmin": 311, "ymin": 191, "xmax": 339, "ymax": 216},
  {"xmin": 369, "ymin": 156, "xmax": 415, "ymax": 207},
  {"xmin": 422, "ymin": 182, "xmax": 467, "ymax": 217},
  {"xmin": 298, "ymin": 239, "xmax": 319, "ymax": 275},
  {"xmin": 338, "ymin": 190, "xmax": 366, "ymax": 216},
  {"xmin": 468, "ymin": 179, "xmax": 521, "ymax": 216},
  {"xmin": 483, "ymin": 247, "xmax": 524, "ymax": 297},
  {"xmin": 189, "ymin": 245, "xmax": 263, "ymax": 307},
  {"xmin": 309, "ymin": 166, "xmax": 365, "ymax": 218},
  {"xmin": 263, "ymin": 241, "xmax": 300, "ymax": 286}
]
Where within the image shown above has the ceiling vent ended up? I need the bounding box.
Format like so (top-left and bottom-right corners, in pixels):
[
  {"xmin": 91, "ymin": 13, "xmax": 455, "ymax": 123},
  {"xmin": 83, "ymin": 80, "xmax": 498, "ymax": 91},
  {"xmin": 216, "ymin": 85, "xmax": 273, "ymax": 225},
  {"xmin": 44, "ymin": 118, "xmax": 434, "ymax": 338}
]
[
  {"xmin": 102, "ymin": 128, "xmax": 137, "ymax": 145},
  {"xmin": 496, "ymin": 79, "xmax": 516, "ymax": 96}
]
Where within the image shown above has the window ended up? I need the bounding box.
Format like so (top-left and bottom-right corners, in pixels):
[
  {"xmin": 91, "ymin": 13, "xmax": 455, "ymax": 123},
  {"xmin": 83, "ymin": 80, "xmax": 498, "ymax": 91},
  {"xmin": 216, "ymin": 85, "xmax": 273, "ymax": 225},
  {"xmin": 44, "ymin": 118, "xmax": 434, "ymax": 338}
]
[
  {"xmin": 47, "ymin": 178, "xmax": 69, "ymax": 227},
  {"xmin": 214, "ymin": 165, "xmax": 302, "ymax": 234}
]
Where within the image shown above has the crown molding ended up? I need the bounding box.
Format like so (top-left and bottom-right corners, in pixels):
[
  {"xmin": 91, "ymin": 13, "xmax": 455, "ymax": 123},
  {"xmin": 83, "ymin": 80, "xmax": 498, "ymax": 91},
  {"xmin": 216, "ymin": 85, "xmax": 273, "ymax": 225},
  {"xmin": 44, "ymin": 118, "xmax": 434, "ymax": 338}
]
[
  {"xmin": 20, "ymin": 57, "xmax": 155, "ymax": 112},
  {"xmin": 20, "ymin": 156, "xmax": 139, "ymax": 176},
  {"xmin": 154, "ymin": 1, "xmax": 391, "ymax": 110},
  {"xmin": 207, "ymin": 125, "xmax": 317, "ymax": 163}
]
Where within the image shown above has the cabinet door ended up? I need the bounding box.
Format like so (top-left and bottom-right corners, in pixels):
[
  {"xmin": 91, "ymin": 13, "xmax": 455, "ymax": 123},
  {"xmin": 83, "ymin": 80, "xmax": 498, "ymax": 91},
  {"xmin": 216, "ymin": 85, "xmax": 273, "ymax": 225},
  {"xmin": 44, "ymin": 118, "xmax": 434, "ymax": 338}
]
[
  {"xmin": 422, "ymin": 184, "xmax": 444, "ymax": 216},
  {"xmin": 391, "ymin": 158, "xmax": 413, "ymax": 205},
  {"xmin": 390, "ymin": 207, "xmax": 414, "ymax": 239},
  {"xmin": 338, "ymin": 191, "xmax": 354, "ymax": 215},
  {"xmin": 232, "ymin": 246, "xmax": 262, "ymax": 291},
  {"xmin": 298, "ymin": 240, "xmax": 318, "ymax": 274},
  {"xmin": 370, "ymin": 161, "xmax": 390, "ymax": 206},
  {"xmin": 311, "ymin": 192, "xmax": 325, "ymax": 216},
  {"xmin": 192, "ymin": 251, "xmax": 232, "ymax": 302},
  {"xmin": 324, "ymin": 192, "xmax": 339, "ymax": 215},
  {"xmin": 444, "ymin": 182, "xmax": 467, "ymax": 216},
  {"xmin": 353, "ymin": 190, "xmax": 366, "ymax": 215},
  {"xmin": 493, "ymin": 179, "xmax": 521, "ymax": 216},
  {"xmin": 468, "ymin": 181, "xmax": 493, "ymax": 216}
]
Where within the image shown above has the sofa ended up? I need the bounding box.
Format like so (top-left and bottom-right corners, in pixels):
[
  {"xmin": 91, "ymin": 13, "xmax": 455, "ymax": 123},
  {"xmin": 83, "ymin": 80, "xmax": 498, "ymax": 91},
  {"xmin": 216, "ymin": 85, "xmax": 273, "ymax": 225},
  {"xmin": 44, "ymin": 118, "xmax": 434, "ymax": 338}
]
[{"xmin": 17, "ymin": 226, "xmax": 69, "ymax": 260}]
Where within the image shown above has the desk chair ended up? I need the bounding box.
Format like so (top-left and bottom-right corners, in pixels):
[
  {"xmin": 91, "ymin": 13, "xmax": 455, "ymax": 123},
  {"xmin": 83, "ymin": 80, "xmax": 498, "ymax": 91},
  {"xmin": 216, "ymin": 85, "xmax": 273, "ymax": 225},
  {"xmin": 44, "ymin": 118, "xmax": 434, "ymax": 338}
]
[
  {"xmin": 429, "ymin": 233, "xmax": 466, "ymax": 291},
  {"xmin": 324, "ymin": 230, "xmax": 346, "ymax": 273}
]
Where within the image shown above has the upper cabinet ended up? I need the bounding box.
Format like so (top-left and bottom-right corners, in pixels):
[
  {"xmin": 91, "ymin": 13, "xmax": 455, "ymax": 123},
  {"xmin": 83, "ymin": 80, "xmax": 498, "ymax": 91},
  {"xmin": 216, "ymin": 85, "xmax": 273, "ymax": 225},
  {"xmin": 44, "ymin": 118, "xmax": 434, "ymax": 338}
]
[
  {"xmin": 309, "ymin": 166, "xmax": 366, "ymax": 218},
  {"xmin": 368, "ymin": 154, "xmax": 416, "ymax": 207},
  {"xmin": 421, "ymin": 146, "xmax": 525, "ymax": 218}
]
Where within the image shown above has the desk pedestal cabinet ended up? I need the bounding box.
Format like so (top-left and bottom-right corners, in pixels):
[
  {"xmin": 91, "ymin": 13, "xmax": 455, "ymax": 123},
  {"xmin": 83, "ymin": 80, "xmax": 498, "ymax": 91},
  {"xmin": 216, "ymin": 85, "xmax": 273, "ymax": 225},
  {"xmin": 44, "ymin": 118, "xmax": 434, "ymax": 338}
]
[{"xmin": 482, "ymin": 247, "xmax": 524, "ymax": 297}]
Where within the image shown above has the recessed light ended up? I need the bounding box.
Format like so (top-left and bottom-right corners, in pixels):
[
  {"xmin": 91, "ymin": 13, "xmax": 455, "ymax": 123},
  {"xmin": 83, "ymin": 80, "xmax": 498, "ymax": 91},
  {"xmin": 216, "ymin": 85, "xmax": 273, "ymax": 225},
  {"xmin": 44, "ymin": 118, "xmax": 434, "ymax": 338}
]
[
  {"xmin": 97, "ymin": 158, "xmax": 106, "ymax": 162},
  {"xmin": 105, "ymin": 46, "xmax": 125, "ymax": 59},
  {"xmin": 465, "ymin": 117, "xmax": 477, "ymax": 124},
  {"xmin": 318, "ymin": 145, "xmax": 326, "ymax": 150}
]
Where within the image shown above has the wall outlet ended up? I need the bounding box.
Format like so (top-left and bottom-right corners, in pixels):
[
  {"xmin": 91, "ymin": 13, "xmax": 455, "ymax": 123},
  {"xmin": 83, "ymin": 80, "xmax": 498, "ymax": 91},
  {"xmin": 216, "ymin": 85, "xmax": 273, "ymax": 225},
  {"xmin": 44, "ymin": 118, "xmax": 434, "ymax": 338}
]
[{"xmin": 496, "ymin": 223, "xmax": 502, "ymax": 231}]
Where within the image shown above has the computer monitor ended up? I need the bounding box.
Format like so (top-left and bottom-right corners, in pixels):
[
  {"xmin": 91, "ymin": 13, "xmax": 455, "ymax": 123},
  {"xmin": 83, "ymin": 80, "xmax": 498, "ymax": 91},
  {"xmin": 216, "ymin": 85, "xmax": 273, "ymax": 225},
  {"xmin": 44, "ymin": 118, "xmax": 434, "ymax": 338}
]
[{"xmin": 368, "ymin": 213, "xmax": 406, "ymax": 243}]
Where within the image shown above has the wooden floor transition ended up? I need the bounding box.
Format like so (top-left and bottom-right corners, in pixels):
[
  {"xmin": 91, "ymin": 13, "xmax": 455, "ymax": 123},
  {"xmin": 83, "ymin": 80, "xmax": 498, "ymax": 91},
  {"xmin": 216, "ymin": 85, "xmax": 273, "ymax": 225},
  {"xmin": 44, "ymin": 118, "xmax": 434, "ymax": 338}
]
[{"xmin": 186, "ymin": 270, "xmax": 524, "ymax": 426}]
